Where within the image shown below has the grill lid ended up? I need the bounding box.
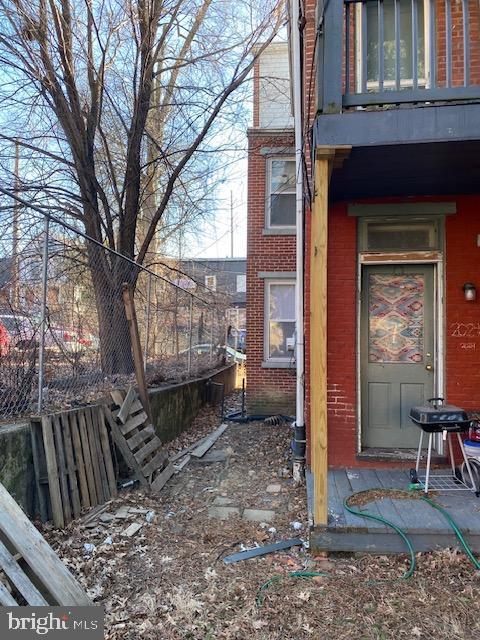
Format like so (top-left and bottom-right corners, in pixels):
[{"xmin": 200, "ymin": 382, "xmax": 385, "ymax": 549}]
[{"xmin": 409, "ymin": 397, "xmax": 470, "ymax": 425}]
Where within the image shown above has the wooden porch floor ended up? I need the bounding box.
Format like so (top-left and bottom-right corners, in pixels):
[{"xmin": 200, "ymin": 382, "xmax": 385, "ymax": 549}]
[{"xmin": 308, "ymin": 468, "xmax": 480, "ymax": 554}]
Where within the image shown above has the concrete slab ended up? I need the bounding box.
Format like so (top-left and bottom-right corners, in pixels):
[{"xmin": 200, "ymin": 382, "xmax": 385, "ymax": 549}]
[
  {"xmin": 243, "ymin": 508, "xmax": 276, "ymax": 523},
  {"xmin": 194, "ymin": 450, "xmax": 229, "ymax": 464},
  {"xmin": 266, "ymin": 484, "xmax": 282, "ymax": 493},
  {"xmin": 213, "ymin": 496, "xmax": 233, "ymax": 506},
  {"xmin": 208, "ymin": 506, "xmax": 241, "ymax": 519}
]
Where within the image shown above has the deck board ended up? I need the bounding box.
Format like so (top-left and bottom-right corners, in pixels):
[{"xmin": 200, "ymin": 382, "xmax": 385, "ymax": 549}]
[{"xmin": 311, "ymin": 467, "xmax": 480, "ymax": 554}]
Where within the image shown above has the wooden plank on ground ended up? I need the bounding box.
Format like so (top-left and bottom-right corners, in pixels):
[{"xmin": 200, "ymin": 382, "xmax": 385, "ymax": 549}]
[
  {"xmin": 41, "ymin": 416, "xmax": 64, "ymax": 528},
  {"xmin": 85, "ymin": 406, "xmax": 105, "ymax": 503},
  {"xmin": 0, "ymin": 482, "xmax": 92, "ymax": 605},
  {"xmin": 60, "ymin": 412, "xmax": 81, "ymax": 519},
  {"xmin": 150, "ymin": 463, "xmax": 175, "ymax": 492},
  {"xmin": 69, "ymin": 411, "xmax": 91, "ymax": 509},
  {"xmin": 77, "ymin": 409, "xmax": 98, "ymax": 506},
  {"xmin": 190, "ymin": 424, "xmax": 227, "ymax": 458},
  {"xmin": 117, "ymin": 386, "xmax": 137, "ymax": 425},
  {"xmin": 0, "ymin": 538, "xmax": 48, "ymax": 605},
  {"xmin": 97, "ymin": 406, "xmax": 117, "ymax": 497}
]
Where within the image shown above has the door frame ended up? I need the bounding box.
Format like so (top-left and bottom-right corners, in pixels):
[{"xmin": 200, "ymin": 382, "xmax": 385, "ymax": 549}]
[{"xmin": 356, "ymin": 251, "xmax": 445, "ymax": 454}]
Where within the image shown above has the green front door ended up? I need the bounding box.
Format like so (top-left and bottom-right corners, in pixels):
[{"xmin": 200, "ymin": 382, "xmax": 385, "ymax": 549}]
[{"xmin": 361, "ymin": 264, "xmax": 435, "ymax": 448}]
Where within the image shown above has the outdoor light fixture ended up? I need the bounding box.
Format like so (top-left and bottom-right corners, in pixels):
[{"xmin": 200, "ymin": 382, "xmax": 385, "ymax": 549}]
[{"xmin": 463, "ymin": 282, "xmax": 476, "ymax": 301}]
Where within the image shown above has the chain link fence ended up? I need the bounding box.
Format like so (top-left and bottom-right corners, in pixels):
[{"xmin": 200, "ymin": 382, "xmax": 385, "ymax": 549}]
[{"xmin": 0, "ymin": 217, "xmax": 229, "ymax": 421}]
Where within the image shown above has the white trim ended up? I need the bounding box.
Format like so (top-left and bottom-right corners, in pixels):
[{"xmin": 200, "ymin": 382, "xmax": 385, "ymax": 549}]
[
  {"xmin": 356, "ymin": 253, "xmax": 445, "ymax": 455},
  {"xmin": 265, "ymin": 156, "xmax": 296, "ymax": 231}
]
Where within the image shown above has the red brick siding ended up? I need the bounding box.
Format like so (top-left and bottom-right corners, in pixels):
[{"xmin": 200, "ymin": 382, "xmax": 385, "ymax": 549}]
[{"xmin": 246, "ymin": 132, "xmax": 297, "ymax": 415}]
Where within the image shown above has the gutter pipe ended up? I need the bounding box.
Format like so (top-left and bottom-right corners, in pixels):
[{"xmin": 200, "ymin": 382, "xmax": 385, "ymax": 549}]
[{"xmin": 290, "ymin": 0, "xmax": 306, "ymax": 481}]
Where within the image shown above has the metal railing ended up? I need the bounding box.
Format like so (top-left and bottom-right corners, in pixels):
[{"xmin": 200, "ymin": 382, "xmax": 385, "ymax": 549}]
[
  {"xmin": 319, "ymin": 0, "xmax": 480, "ymax": 112},
  {"xmin": 0, "ymin": 213, "xmax": 230, "ymax": 421}
]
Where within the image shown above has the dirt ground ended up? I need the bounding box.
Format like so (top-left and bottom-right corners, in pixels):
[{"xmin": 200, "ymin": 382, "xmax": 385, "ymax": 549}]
[{"xmin": 43, "ymin": 392, "xmax": 480, "ymax": 640}]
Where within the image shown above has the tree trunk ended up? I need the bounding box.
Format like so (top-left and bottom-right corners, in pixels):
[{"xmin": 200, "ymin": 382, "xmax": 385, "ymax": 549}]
[{"xmin": 87, "ymin": 242, "xmax": 136, "ymax": 375}]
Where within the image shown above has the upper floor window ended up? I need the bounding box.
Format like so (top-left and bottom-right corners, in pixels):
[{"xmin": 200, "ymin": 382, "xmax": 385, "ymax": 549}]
[
  {"xmin": 236, "ymin": 274, "xmax": 246, "ymax": 293},
  {"xmin": 267, "ymin": 158, "xmax": 296, "ymax": 229},
  {"xmin": 205, "ymin": 275, "xmax": 216, "ymax": 291},
  {"xmin": 356, "ymin": 0, "xmax": 428, "ymax": 91}
]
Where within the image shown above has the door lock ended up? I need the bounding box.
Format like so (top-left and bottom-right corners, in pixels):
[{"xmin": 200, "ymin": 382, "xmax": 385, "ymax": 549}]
[{"xmin": 425, "ymin": 364, "xmax": 433, "ymax": 371}]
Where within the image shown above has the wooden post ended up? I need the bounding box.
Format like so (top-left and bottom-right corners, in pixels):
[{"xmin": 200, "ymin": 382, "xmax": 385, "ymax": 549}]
[
  {"xmin": 310, "ymin": 154, "xmax": 331, "ymax": 526},
  {"xmin": 122, "ymin": 283, "xmax": 153, "ymax": 422},
  {"xmin": 310, "ymin": 146, "xmax": 350, "ymax": 526}
]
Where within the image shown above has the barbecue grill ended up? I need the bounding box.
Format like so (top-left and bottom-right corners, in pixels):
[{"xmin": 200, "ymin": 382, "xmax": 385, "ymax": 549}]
[{"xmin": 409, "ymin": 398, "xmax": 478, "ymax": 494}]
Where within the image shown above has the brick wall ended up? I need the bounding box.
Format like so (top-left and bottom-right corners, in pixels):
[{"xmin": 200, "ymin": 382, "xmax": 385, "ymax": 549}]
[{"xmin": 246, "ymin": 131, "xmax": 297, "ymax": 415}]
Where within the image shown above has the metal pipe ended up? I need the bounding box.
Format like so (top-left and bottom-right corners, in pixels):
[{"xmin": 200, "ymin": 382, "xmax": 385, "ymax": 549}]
[
  {"xmin": 187, "ymin": 296, "xmax": 193, "ymax": 375},
  {"xmin": 143, "ymin": 272, "xmax": 152, "ymax": 372},
  {"xmin": 241, "ymin": 377, "xmax": 246, "ymax": 417},
  {"xmin": 37, "ymin": 216, "xmax": 50, "ymax": 413},
  {"xmin": 291, "ymin": 0, "xmax": 306, "ymax": 482}
]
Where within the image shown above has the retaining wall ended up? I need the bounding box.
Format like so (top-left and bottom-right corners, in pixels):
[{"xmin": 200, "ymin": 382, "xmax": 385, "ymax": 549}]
[{"xmin": 0, "ymin": 364, "xmax": 236, "ymax": 516}]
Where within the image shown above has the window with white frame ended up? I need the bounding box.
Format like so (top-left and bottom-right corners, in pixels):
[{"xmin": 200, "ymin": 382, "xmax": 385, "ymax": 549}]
[
  {"xmin": 265, "ymin": 280, "xmax": 295, "ymax": 361},
  {"xmin": 267, "ymin": 158, "xmax": 296, "ymax": 228},
  {"xmin": 205, "ymin": 275, "xmax": 216, "ymax": 291},
  {"xmin": 355, "ymin": 0, "xmax": 429, "ymax": 91},
  {"xmin": 236, "ymin": 274, "xmax": 246, "ymax": 293}
]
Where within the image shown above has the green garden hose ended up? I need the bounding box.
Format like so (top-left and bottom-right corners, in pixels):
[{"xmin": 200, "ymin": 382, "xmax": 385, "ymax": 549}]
[
  {"xmin": 343, "ymin": 492, "xmax": 416, "ymax": 579},
  {"xmin": 256, "ymin": 488, "xmax": 480, "ymax": 607}
]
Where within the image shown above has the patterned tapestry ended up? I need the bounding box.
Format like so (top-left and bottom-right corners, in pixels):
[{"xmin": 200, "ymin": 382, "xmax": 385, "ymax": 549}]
[{"xmin": 369, "ymin": 274, "xmax": 424, "ymax": 363}]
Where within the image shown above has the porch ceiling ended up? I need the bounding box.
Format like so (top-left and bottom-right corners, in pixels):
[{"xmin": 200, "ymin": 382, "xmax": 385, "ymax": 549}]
[{"xmin": 329, "ymin": 140, "xmax": 480, "ymax": 202}]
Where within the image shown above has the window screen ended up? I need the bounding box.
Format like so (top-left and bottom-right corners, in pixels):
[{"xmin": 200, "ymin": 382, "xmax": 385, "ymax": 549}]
[{"xmin": 268, "ymin": 159, "xmax": 296, "ymax": 228}]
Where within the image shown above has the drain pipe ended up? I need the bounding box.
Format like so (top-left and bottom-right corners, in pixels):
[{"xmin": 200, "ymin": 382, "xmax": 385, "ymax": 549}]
[{"xmin": 290, "ymin": 0, "xmax": 306, "ymax": 482}]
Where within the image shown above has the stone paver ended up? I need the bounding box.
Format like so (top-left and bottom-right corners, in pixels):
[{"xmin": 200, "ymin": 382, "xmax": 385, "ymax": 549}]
[
  {"xmin": 208, "ymin": 506, "xmax": 241, "ymax": 519},
  {"xmin": 266, "ymin": 484, "xmax": 282, "ymax": 493},
  {"xmin": 243, "ymin": 508, "xmax": 276, "ymax": 523},
  {"xmin": 212, "ymin": 496, "xmax": 233, "ymax": 506}
]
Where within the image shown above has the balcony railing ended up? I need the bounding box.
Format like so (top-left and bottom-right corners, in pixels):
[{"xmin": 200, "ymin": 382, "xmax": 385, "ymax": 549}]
[{"xmin": 319, "ymin": 0, "xmax": 480, "ymax": 112}]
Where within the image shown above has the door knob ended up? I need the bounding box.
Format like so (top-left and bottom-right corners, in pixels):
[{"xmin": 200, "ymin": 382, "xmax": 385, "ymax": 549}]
[{"xmin": 425, "ymin": 364, "xmax": 433, "ymax": 371}]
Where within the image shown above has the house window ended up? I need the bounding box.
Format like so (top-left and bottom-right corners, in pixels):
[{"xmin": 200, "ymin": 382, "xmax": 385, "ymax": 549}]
[
  {"xmin": 360, "ymin": 219, "xmax": 440, "ymax": 252},
  {"xmin": 356, "ymin": 0, "xmax": 428, "ymax": 91},
  {"xmin": 265, "ymin": 280, "xmax": 295, "ymax": 361},
  {"xmin": 205, "ymin": 275, "xmax": 216, "ymax": 291},
  {"xmin": 267, "ymin": 158, "xmax": 296, "ymax": 228},
  {"xmin": 236, "ymin": 274, "xmax": 246, "ymax": 293}
]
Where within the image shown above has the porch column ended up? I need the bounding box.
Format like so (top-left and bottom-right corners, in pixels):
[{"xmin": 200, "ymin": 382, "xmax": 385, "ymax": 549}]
[{"xmin": 310, "ymin": 146, "xmax": 351, "ymax": 526}]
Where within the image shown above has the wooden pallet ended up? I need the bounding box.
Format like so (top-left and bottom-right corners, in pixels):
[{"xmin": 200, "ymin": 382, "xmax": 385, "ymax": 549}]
[
  {"xmin": 0, "ymin": 482, "xmax": 92, "ymax": 605},
  {"xmin": 31, "ymin": 405, "xmax": 117, "ymax": 528},
  {"xmin": 105, "ymin": 388, "xmax": 172, "ymax": 492}
]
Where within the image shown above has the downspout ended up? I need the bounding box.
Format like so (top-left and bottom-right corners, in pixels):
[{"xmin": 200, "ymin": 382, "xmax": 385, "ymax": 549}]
[{"xmin": 290, "ymin": 0, "xmax": 306, "ymax": 482}]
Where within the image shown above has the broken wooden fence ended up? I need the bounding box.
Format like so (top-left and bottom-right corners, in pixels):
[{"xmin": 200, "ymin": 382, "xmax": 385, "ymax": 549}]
[{"xmin": 31, "ymin": 404, "xmax": 117, "ymax": 528}]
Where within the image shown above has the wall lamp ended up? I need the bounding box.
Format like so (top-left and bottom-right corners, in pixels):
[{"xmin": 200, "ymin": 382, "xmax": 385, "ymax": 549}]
[{"xmin": 463, "ymin": 282, "xmax": 476, "ymax": 302}]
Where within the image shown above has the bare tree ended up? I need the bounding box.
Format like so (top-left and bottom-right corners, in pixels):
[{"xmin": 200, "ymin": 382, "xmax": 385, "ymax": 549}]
[{"xmin": 0, "ymin": 0, "xmax": 284, "ymax": 372}]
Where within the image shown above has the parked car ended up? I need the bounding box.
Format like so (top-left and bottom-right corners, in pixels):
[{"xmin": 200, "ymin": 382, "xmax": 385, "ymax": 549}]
[{"xmin": 0, "ymin": 314, "xmax": 38, "ymax": 354}]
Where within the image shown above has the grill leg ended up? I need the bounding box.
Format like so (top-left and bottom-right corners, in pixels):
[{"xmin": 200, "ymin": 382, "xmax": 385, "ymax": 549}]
[
  {"xmin": 447, "ymin": 433, "xmax": 455, "ymax": 476},
  {"xmin": 457, "ymin": 432, "xmax": 476, "ymax": 493},
  {"xmin": 425, "ymin": 432, "xmax": 433, "ymax": 494},
  {"xmin": 416, "ymin": 429, "xmax": 424, "ymax": 473}
]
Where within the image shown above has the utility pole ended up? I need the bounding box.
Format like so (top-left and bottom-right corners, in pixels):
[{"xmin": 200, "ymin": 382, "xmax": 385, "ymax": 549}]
[
  {"xmin": 12, "ymin": 140, "xmax": 20, "ymax": 309},
  {"xmin": 230, "ymin": 190, "xmax": 234, "ymax": 258}
]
